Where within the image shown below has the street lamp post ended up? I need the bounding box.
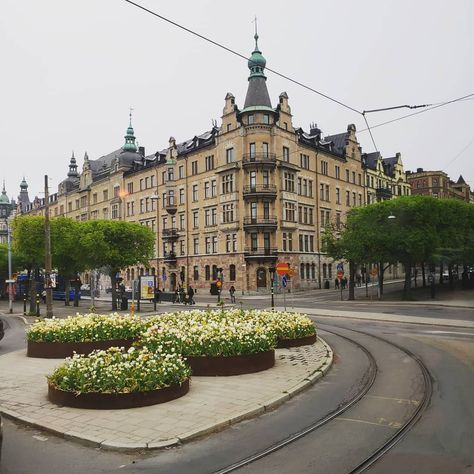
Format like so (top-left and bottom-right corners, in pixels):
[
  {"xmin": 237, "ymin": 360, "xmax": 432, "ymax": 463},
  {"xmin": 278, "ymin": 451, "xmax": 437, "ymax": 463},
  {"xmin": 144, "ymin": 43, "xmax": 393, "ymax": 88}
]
[
  {"xmin": 7, "ymin": 216, "xmax": 13, "ymax": 314},
  {"xmin": 269, "ymin": 266, "xmax": 276, "ymax": 310}
]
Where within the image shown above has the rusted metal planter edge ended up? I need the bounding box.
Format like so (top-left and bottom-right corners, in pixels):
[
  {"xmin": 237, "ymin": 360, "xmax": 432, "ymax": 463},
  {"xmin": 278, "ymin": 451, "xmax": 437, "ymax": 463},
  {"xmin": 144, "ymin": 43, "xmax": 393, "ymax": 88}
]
[
  {"xmin": 27, "ymin": 338, "xmax": 136, "ymax": 359},
  {"xmin": 48, "ymin": 378, "xmax": 190, "ymax": 409},
  {"xmin": 185, "ymin": 349, "xmax": 275, "ymax": 376},
  {"xmin": 276, "ymin": 333, "xmax": 317, "ymax": 348}
]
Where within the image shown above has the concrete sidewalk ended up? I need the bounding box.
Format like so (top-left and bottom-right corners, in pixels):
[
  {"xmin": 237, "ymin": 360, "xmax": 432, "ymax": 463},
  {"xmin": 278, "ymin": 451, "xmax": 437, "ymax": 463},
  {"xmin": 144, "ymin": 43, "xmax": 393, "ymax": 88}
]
[{"xmin": 0, "ymin": 339, "xmax": 332, "ymax": 451}]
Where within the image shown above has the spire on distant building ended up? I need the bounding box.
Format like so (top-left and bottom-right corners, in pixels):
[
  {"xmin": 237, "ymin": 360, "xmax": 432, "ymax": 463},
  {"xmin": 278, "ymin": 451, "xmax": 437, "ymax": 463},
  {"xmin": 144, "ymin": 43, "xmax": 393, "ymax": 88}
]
[
  {"xmin": 122, "ymin": 109, "xmax": 138, "ymax": 153},
  {"xmin": 67, "ymin": 150, "xmax": 79, "ymax": 178}
]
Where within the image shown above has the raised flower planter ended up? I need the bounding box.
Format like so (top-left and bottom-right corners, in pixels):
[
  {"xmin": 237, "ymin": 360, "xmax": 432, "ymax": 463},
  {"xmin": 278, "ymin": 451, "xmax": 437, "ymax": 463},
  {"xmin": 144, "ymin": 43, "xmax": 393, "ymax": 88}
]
[
  {"xmin": 276, "ymin": 333, "xmax": 317, "ymax": 348},
  {"xmin": 27, "ymin": 314, "xmax": 144, "ymax": 359},
  {"xmin": 141, "ymin": 310, "xmax": 277, "ymax": 376},
  {"xmin": 47, "ymin": 379, "xmax": 189, "ymax": 409},
  {"xmin": 186, "ymin": 350, "xmax": 275, "ymax": 376},
  {"xmin": 47, "ymin": 347, "xmax": 191, "ymax": 409},
  {"xmin": 27, "ymin": 338, "xmax": 135, "ymax": 359}
]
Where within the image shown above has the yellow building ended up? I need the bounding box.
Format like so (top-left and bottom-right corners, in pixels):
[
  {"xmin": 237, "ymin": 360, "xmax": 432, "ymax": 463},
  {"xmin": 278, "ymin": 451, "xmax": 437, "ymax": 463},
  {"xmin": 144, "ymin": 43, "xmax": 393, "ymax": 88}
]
[{"xmin": 23, "ymin": 34, "xmax": 374, "ymax": 293}]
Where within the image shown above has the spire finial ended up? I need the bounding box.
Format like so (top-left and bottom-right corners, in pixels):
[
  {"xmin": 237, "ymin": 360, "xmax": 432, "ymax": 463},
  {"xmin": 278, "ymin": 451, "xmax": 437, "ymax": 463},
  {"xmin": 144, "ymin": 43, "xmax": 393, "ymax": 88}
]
[
  {"xmin": 252, "ymin": 16, "xmax": 259, "ymax": 49},
  {"xmin": 2, "ymin": 179, "xmax": 5, "ymax": 193},
  {"xmin": 129, "ymin": 106, "xmax": 134, "ymax": 127}
]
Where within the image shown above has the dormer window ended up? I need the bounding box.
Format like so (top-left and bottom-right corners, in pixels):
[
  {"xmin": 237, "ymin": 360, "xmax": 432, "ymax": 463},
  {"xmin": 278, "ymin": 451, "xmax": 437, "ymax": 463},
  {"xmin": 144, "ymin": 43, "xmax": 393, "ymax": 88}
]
[{"xmin": 248, "ymin": 115, "xmax": 254, "ymax": 125}]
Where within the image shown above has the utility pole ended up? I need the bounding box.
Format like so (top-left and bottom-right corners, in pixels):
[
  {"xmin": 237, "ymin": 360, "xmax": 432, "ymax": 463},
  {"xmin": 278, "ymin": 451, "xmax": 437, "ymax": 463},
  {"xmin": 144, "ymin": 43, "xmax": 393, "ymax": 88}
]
[{"xmin": 44, "ymin": 175, "xmax": 53, "ymax": 318}]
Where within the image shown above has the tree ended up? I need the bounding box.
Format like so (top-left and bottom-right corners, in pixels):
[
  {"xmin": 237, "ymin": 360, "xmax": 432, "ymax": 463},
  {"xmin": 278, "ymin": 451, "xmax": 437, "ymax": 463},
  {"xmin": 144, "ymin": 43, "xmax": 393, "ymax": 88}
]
[
  {"xmin": 51, "ymin": 217, "xmax": 88, "ymax": 307},
  {"xmin": 11, "ymin": 216, "xmax": 45, "ymax": 312},
  {"xmin": 80, "ymin": 220, "xmax": 154, "ymax": 310}
]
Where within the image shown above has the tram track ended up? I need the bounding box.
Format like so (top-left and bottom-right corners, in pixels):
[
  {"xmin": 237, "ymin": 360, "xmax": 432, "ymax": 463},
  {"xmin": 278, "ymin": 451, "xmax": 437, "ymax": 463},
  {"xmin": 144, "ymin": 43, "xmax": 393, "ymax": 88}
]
[{"xmin": 215, "ymin": 323, "xmax": 433, "ymax": 474}]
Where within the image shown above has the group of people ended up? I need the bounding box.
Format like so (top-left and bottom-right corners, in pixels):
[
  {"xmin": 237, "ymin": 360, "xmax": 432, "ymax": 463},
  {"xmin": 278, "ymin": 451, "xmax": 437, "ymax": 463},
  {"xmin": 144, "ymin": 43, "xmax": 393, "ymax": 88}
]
[
  {"xmin": 173, "ymin": 285, "xmax": 195, "ymax": 305},
  {"xmin": 334, "ymin": 273, "xmax": 366, "ymax": 290}
]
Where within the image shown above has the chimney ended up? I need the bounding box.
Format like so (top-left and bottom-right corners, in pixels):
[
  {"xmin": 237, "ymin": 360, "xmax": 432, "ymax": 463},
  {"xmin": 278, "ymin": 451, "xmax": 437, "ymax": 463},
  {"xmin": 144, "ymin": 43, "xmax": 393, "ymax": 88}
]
[
  {"xmin": 139, "ymin": 146, "xmax": 145, "ymax": 157},
  {"xmin": 416, "ymin": 168, "xmax": 423, "ymax": 173}
]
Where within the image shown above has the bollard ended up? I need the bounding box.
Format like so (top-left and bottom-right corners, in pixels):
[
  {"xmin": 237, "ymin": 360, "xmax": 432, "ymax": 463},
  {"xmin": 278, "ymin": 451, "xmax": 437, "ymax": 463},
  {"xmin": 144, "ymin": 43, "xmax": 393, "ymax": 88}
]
[
  {"xmin": 36, "ymin": 293, "xmax": 40, "ymax": 316},
  {"xmin": 23, "ymin": 293, "xmax": 27, "ymax": 315}
]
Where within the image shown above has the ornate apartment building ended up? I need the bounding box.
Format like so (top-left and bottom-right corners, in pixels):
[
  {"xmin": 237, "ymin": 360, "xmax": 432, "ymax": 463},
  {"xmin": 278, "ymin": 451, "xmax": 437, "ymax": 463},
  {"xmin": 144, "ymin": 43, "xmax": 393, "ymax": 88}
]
[
  {"xmin": 362, "ymin": 152, "xmax": 411, "ymax": 203},
  {"xmin": 406, "ymin": 168, "xmax": 474, "ymax": 203},
  {"xmin": 22, "ymin": 34, "xmax": 404, "ymax": 293}
]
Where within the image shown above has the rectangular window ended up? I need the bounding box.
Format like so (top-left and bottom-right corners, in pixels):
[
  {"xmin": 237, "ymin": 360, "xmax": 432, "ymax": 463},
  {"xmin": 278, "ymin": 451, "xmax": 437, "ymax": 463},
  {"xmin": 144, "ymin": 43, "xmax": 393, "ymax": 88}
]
[
  {"xmin": 193, "ymin": 238, "xmax": 199, "ymax": 255},
  {"xmin": 192, "ymin": 184, "xmax": 198, "ymax": 201},
  {"xmin": 212, "ymin": 236, "xmax": 217, "ymax": 253},
  {"xmin": 179, "ymin": 188, "xmax": 184, "ymax": 204},
  {"xmin": 352, "ymin": 171, "xmax": 356, "ymax": 184},
  {"xmin": 251, "ymin": 233, "xmax": 258, "ymax": 251},
  {"xmin": 145, "ymin": 177, "xmax": 149, "ymax": 189},
  {"xmin": 205, "ymin": 237, "xmax": 211, "ymax": 254},
  {"xmin": 346, "ymin": 190, "xmax": 350, "ymax": 206},
  {"xmin": 336, "ymin": 187, "xmax": 340, "ymax": 204},
  {"xmin": 205, "ymin": 209, "xmax": 211, "ymax": 227},
  {"xmin": 248, "ymin": 114, "xmax": 254, "ymax": 125},
  {"xmin": 222, "ymin": 174, "xmax": 234, "ymax": 194},
  {"xmin": 309, "ymin": 208, "xmax": 313, "ymax": 225},
  {"xmin": 204, "ymin": 182, "xmax": 210, "ymax": 199},
  {"xmin": 325, "ymin": 184, "xmax": 330, "ymax": 202},
  {"xmin": 262, "ymin": 142, "xmax": 269, "ymax": 157},
  {"xmin": 211, "ymin": 207, "xmax": 217, "ymax": 225},
  {"xmin": 205, "ymin": 155, "xmax": 214, "ymax": 171},
  {"xmin": 335, "ymin": 166, "xmax": 340, "ymax": 180},
  {"xmin": 223, "ymin": 203, "xmax": 234, "ymax": 223},
  {"xmin": 299, "ymin": 234, "xmax": 303, "ymax": 252},
  {"xmin": 226, "ymin": 147, "xmax": 234, "ymax": 163},
  {"xmin": 127, "ymin": 183, "xmax": 133, "ymax": 194},
  {"xmin": 321, "ymin": 161, "xmax": 328, "ymax": 175},
  {"xmin": 92, "ymin": 193, "xmax": 97, "ymax": 204},
  {"xmin": 193, "ymin": 210, "xmax": 199, "ymax": 228},
  {"xmin": 263, "ymin": 114, "xmax": 270, "ymax": 124},
  {"xmin": 282, "ymin": 146, "xmax": 290, "ymax": 162},
  {"xmin": 180, "ymin": 240, "xmax": 185, "ymax": 256},
  {"xmin": 308, "ymin": 180, "xmax": 313, "ymax": 197},
  {"xmin": 352, "ymin": 192, "xmax": 356, "ymax": 206},
  {"xmin": 140, "ymin": 178, "xmax": 144, "ymax": 190},
  {"xmin": 284, "ymin": 172, "xmax": 295, "ymax": 192},
  {"xmin": 179, "ymin": 165, "xmax": 184, "ymax": 179},
  {"xmin": 211, "ymin": 179, "xmax": 217, "ymax": 197},
  {"xmin": 191, "ymin": 161, "xmax": 198, "ymax": 175},
  {"xmin": 300, "ymin": 153, "xmax": 310, "ymax": 169},
  {"xmin": 284, "ymin": 202, "xmax": 296, "ymax": 221},
  {"xmin": 346, "ymin": 169, "xmax": 350, "ymax": 182},
  {"xmin": 140, "ymin": 199, "xmax": 144, "ymax": 214},
  {"xmin": 179, "ymin": 214, "xmax": 185, "ymax": 230}
]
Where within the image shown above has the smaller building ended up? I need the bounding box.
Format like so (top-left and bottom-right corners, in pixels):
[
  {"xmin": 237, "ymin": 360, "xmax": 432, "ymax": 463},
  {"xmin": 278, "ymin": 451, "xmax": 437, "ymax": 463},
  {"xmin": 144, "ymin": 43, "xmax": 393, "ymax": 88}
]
[
  {"xmin": 406, "ymin": 168, "xmax": 473, "ymax": 202},
  {"xmin": 0, "ymin": 182, "xmax": 16, "ymax": 244}
]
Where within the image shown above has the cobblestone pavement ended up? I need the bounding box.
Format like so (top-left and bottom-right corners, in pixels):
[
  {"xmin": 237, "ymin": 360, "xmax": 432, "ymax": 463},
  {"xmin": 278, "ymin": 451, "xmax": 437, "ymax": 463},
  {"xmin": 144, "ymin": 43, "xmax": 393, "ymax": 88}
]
[{"xmin": 0, "ymin": 339, "xmax": 332, "ymax": 451}]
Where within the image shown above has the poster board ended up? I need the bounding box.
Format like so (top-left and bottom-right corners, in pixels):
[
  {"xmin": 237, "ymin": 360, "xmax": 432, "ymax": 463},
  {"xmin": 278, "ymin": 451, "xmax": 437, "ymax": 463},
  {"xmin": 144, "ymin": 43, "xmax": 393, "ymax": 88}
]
[{"xmin": 139, "ymin": 275, "xmax": 156, "ymax": 300}]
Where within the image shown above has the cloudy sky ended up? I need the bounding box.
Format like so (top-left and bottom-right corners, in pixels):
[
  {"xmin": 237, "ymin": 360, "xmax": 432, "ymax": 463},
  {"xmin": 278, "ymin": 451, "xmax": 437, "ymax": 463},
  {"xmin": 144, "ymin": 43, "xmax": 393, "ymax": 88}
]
[{"xmin": 1, "ymin": 0, "xmax": 473, "ymax": 201}]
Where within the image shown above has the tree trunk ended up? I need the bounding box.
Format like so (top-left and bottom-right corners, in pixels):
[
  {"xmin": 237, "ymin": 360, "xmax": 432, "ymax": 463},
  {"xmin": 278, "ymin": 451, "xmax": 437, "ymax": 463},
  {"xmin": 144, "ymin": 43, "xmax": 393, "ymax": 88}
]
[
  {"xmin": 348, "ymin": 259, "xmax": 355, "ymax": 301},
  {"xmin": 29, "ymin": 268, "xmax": 38, "ymax": 313},
  {"xmin": 448, "ymin": 264, "xmax": 454, "ymax": 290},
  {"xmin": 379, "ymin": 261, "xmax": 385, "ymax": 297},
  {"xmin": 439, "ymin": 263, "xmax": 444, "ymax": 285},
  {"xmin": 421, "ymin": 263, "xmax": 426, "ymax": 287},
  {"xmin": 111, "ymin": 271, "xmax": 117, "ymax": 311},
  {"xmin": 64, "ymin": 277, "xmax": 71, "ymax": 306},
  {"xmin": 403, "ymin": 261, "xmax": 412, "ymax": 297}
]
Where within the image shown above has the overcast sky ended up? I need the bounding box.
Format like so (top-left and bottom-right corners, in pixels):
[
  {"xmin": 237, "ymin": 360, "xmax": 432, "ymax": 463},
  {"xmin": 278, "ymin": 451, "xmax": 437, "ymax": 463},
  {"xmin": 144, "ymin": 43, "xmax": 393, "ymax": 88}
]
[{"xmin": 1, "ymin": 0, "xmax": 473, "ymax": 202}]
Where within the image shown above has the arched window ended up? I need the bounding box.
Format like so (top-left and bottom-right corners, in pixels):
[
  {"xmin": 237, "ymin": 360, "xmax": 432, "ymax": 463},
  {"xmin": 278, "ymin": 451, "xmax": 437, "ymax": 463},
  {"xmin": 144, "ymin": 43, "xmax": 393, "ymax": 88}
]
[
  {"xmin": 131, "ymin": 268, "xmax": 135, "ymax": 280},
  {"xmin": 306, "ymin": 263, "xmax": 310, "ymax": 280},
  {"xmin": 140, "ymin": 267, "xmax": 144, "ymax": 276},
  {"xmin": 328, "ymin": 264, "xmax": 333, "ymax": 279},
  {"xmin": 311, "ymin": 263, "xmax": 316, "ymax": 280},
  {"xmin": 126, "ymin": 269, "xmax": 130, "ymax": 281},
  {"xmin": 193, "ymin": 266, "xmax": 199, "ymax": 281},
  {"xmin": 205, "ymin": 265, "xmax": 210, "ymax": 281},
  {"xmin": 300, "ymin": 263, "xmax": 305, "ymax": 279},
  {"xmin": 323, "ymin": 264, "xmax": 327, "ymax": 279},
  {"xmin": 229, "ymin": 264, "xmax": 236, "ymax": 281},
  {"xmin": 151, "ymin": 267, "xmax": 156, "ymax": 276}
]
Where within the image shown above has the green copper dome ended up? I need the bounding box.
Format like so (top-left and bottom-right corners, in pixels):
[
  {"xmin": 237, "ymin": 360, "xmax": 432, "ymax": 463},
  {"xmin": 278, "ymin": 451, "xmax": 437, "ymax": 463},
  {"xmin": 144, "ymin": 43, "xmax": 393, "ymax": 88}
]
[
  {"xmin": 123, "ymin": 114, "xmax": 138, "ymax": 153},
  {"xmin": 248, "ymin": 33, "xmax": 266, "ymax": 78},
  {"xmin": 0, "ymin": 183, "xmax": 9, "ymax": 204}
]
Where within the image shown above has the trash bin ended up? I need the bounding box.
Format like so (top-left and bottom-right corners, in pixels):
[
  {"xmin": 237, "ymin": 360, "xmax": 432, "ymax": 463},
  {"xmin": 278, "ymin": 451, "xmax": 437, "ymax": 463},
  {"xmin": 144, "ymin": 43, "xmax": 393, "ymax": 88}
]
[
  {"xmin": 210, "ymin": 283, "xmax": 219, "ymax": 295},
  {"xmin": 120, "ymin": 296, "xmax": 128, "ymax": 310},
  {"xmin": 324, "ymin": 280, "xmax": 330, "ymax": 289}
]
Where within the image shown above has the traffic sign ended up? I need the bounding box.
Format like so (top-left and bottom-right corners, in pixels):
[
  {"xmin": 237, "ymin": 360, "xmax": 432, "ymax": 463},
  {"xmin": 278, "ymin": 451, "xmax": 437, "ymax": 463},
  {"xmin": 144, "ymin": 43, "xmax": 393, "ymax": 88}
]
[
  {"xmin": 216, "ymin": 280, "xmax": 222, "ymax": 288},
  {"xmin": 281, "ymin": 275, "xmax": 288, "ymax": 288},
  {"xmin": 337, "ymin": 271, "xmax": 344, "ymax": 279},
  {"xmin": 336, "ymin": 263, "xmax": 344, "ymax": 272},
  {"xmin": 5, "ymin": 279, "xmax": 15, "ymax": 284},
  {"xmin": 276, "ymin": 263, "xmax": 290, "ymax": 276}
]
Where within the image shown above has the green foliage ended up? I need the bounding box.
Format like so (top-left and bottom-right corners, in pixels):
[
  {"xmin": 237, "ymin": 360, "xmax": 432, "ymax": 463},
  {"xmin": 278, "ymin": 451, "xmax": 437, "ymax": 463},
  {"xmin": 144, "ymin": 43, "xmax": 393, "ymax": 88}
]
[{"xmin": 11, "ymin": 216, "xmax": 45, "ymax": 271}]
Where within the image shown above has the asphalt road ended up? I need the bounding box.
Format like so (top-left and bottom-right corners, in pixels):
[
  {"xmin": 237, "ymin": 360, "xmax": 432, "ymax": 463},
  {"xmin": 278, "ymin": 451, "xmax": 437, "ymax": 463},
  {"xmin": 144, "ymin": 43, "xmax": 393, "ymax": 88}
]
[{"xmin": 0, "ymin": 306, "xmax": 473, "ymax": 473}]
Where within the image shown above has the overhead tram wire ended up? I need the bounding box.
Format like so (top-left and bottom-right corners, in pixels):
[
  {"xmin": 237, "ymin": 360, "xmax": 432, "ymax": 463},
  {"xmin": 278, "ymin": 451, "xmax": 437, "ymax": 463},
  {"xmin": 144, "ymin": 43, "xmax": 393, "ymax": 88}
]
[
  {"xmin": 123, "ymin": 0, "xmax": 472, "ymax": 153},
  {"xmin": 122, "ymin": 0, "xmax": 362, "ymax": 115}
]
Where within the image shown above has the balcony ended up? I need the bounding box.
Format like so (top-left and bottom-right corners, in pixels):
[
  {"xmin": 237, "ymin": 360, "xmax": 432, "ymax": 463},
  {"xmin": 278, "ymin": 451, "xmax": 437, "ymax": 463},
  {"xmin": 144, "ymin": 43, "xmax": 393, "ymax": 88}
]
[
  {"xmin": 244, "ymin": 247, "xmax": 278, "ymax": 261},
  {"xmin": 242, "ymin": 153, "xmax": 277, "ymax": 168},
  {"xmin": 243, "ymin": 184, "xmax": 277, "ymax": 200},
  {"xmin": 163, "ymin": 197, "xmax": 177, "ymax": 215},
  {"xmin": 375, "ymin": 187, "xmax": 393, "ymax": 200},
  {"xmin": 243, "ymin": 217, "xmax": 278, "ymax": 231},
  {"xmin": 162, "ymin": 228, "xmax": 180, "ymax": 241},
  {"xmin": 163, "ymin": 251, "xmax": 177, "ymax": 265}
]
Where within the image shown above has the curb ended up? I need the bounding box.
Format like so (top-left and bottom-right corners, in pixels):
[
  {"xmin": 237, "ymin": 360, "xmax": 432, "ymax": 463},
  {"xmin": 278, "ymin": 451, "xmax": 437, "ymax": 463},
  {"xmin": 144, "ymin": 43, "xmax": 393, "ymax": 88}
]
[{"xmin": 0, "ymin": 338, "xmax": 334, "ymax": 452}]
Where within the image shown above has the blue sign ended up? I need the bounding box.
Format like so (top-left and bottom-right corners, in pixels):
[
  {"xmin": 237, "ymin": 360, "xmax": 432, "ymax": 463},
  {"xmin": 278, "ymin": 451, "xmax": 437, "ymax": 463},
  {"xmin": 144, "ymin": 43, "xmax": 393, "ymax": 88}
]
[
  {"xmin": 162, "ymin": 275, "xmax": 167, "ymax": 281},
  {"xmin": 336, "ymin": 263, "xmax": 344, "ymax": 272},
  {"xmin": 281, "ymin": 275, "xmax": 288, "ymax": 288}
]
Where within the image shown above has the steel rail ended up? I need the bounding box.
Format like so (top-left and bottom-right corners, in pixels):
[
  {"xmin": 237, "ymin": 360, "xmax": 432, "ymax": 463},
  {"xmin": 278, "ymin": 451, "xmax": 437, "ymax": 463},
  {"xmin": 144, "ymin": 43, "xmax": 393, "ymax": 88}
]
[{"xmin": 214, "ymin": 329, "xmax": 378, "ymax": 474}]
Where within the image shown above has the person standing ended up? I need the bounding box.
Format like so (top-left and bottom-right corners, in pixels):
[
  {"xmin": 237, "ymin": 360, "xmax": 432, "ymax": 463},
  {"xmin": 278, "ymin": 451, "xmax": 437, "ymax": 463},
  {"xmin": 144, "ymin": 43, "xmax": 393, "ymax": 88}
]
[
  {"xmin": 229, "ymin": 285, "xmax": 236, "ymax": 303},
  {"xmin": 335, "ymin": 278, "xmax": 339, "ymax": 290}
]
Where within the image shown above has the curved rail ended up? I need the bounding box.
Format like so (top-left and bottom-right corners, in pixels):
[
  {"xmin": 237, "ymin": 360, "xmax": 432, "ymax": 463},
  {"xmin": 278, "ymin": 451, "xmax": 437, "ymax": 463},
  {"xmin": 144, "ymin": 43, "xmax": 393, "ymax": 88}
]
[
  {"xmin": 215, "ymin": 329, "xmax": 378, "ymax": 474},
  {"xmin": 215, "ymin": 324, "xmax": 433, "ymax": 474}
]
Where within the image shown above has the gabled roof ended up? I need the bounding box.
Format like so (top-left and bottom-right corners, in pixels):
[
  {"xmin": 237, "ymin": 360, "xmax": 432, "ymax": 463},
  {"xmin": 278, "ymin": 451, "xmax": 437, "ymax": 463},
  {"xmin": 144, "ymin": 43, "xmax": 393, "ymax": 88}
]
[
  {"xmin": 157, "ymin": 128, "xmax": 219, "ymax": 157},
  {"xmin": 382, "ymin": 156, "xmax": 399, "ymax": 177},
  {"xmin": 457, "ymin": 175, "xmax": 466, "ymax": 185},
  {"xmin": 361, "ymin": 151, "xmax": 381, "ymax": 170}
]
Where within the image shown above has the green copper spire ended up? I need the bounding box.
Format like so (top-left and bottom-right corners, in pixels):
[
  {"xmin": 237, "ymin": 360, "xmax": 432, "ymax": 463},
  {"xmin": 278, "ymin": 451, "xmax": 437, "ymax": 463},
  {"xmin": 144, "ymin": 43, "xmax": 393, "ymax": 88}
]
[
  {"xmin": 0, "ymin": 181, "xmax": 9, "ymax": 204},
  {"xmin": 123, "ymin": 111, "xmax": 138, "ymax": 153},
  {"xmin": 248, "ymin": 19, "xmax": 266, "ymax": 79}
]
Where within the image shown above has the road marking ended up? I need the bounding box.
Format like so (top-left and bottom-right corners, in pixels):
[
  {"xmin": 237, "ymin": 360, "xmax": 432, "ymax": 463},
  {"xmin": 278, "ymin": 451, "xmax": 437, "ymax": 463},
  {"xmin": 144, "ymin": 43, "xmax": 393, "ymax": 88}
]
[
  {"xmin": 423, "ymin": 330, "xmax": 474, "ymax": 336},
  {"xmin": 32, "ymin": 435, "xmax": 48, "ymax": 442},
  {"xmin": 366, "ymin": 395, "xmax": 420, "ymax": 405},
  {"xmin": 336, "ymin": 417, "xmax": 399, "ymax": 429}
]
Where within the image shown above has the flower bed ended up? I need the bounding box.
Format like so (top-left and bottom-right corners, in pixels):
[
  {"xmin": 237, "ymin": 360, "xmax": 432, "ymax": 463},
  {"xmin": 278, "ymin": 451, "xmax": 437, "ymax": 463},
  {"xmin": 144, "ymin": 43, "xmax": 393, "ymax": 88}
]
[
  {"xmin": 47, "ymin": 347, "xmax": 190, "ymax": 409},
  {"xmin": 141, "ymin": 310, "xmax": 277, "ymax": 375},
  {"xmin": 27, "ymin": 314, "xmax": 144, "ymax": 358}
]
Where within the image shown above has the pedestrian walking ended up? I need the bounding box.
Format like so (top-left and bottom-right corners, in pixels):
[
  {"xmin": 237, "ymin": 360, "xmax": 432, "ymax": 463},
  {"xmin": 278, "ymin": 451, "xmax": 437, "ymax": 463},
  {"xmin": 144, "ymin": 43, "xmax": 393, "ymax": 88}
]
[
  {"xmin": 179, "ymin": 286, "xmax": 186, "ymax": 304},
  {"xmin": 335, "ymin": 278, "xmax": 339, "ymax": 290},
  {"xmin": 356, "ymin": 273, "xmax": 362, "ymax": 287},
  {"xmin": 155, "ymin": 287, "xmax": 161, "ymax": 304},
  {"xmin": 229, "ymin": 285, "xmax": 236, "ymax": 303},
  {"xmin": 342, "ymin": 277, "xmax": 347, "ymax": 289},
  {"xmin": 187, "ymin": 286, "xmax": 195, "ymax": 305},
  {"xmin": 173, "ymin": 288, "xmax": 179, "ymax": 304}
]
